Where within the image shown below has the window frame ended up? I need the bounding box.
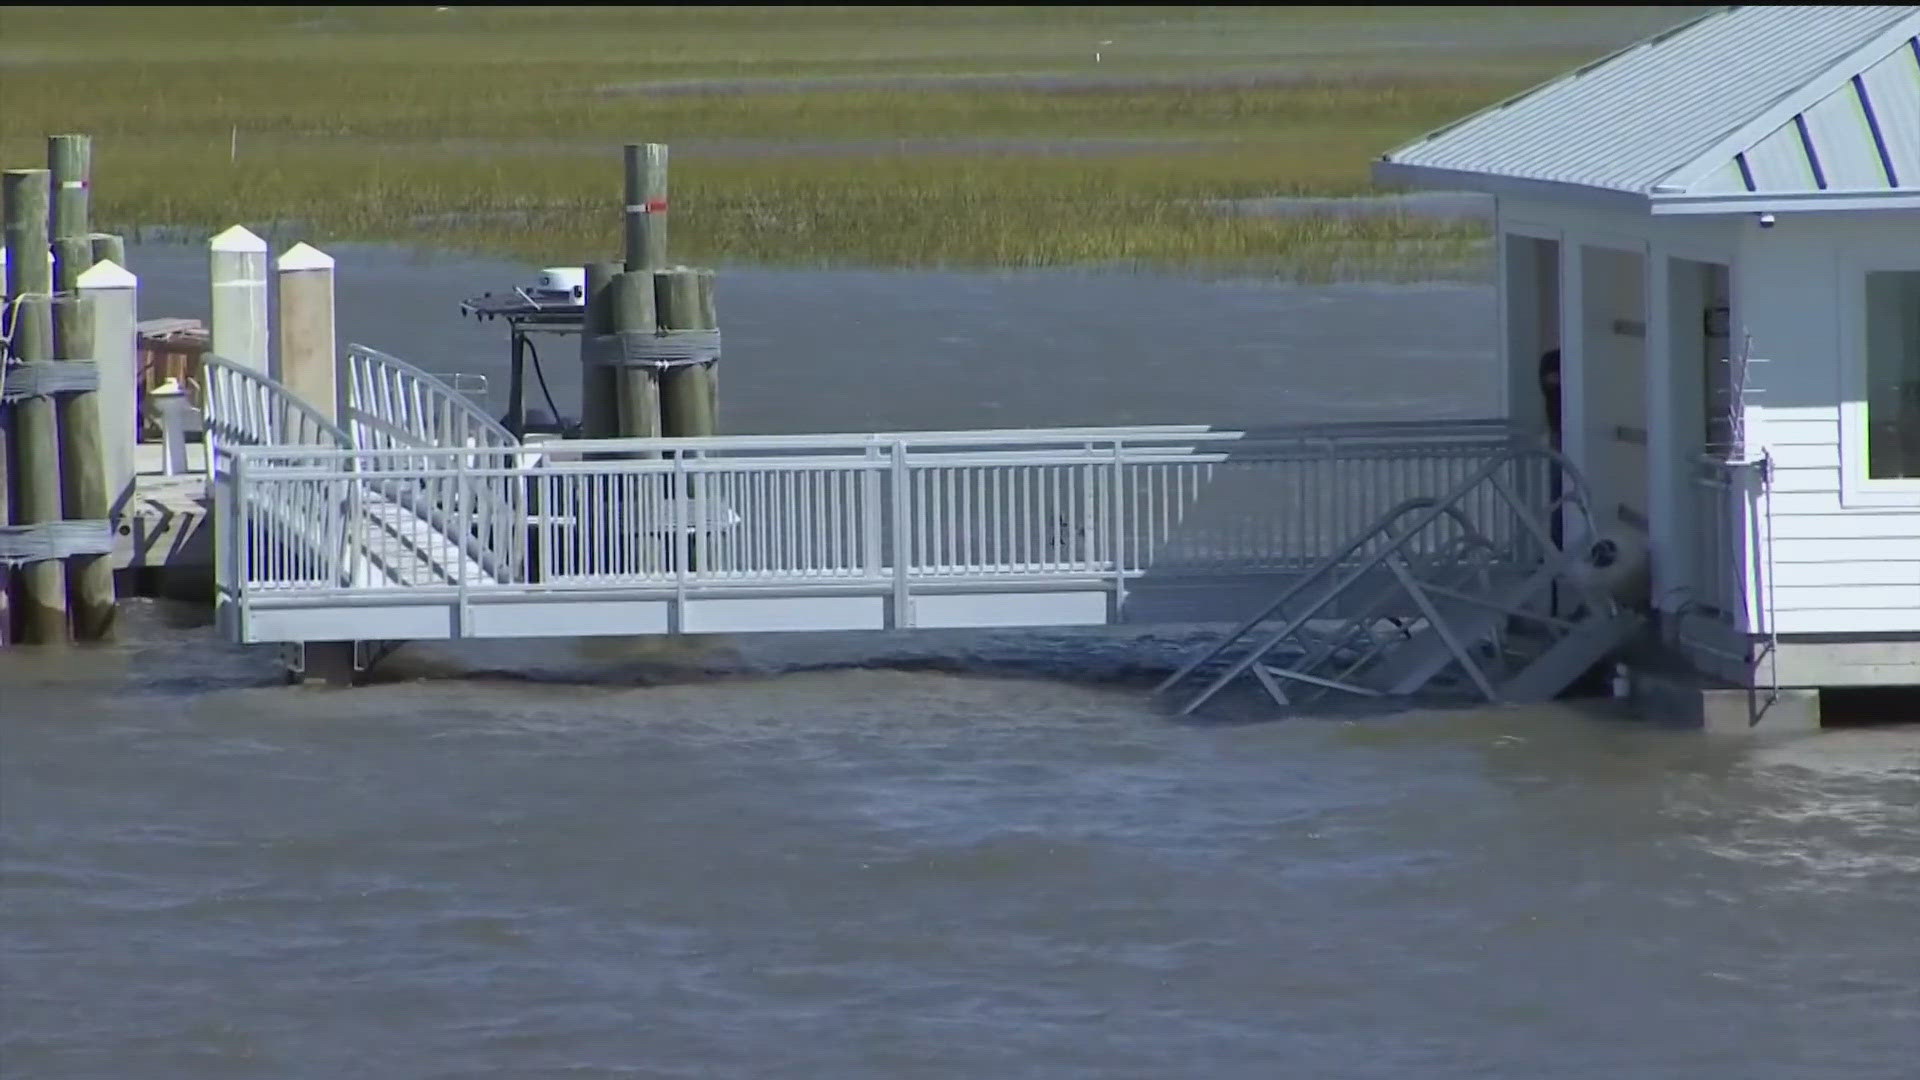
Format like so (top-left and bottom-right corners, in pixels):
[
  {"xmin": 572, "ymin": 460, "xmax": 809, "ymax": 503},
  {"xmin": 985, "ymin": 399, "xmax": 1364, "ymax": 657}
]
[{"xmin": 1839, "ymin": 248, "xmax": 1920, "ymax": 507}]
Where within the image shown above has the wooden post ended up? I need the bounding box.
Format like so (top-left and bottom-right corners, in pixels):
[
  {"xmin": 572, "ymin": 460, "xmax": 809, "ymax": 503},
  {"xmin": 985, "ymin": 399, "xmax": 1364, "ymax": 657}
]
[
  {"xmin": 655, "ymin": 268, "xmax": 717, "ymax": 438},
  {"xmin": 579, "ymin": 260, "xmax": 620, "ymax": 439},
  {"xmin": 4, "ymin": 169, "xmax": 68, "ymax": 644},
  {"xmin": 51, "ymin": 133, "xmax": 116, "ymax": 641},
  {"xmin": 89, "ymin": 232, "xmax": 125, "ymax": 268},
  {"xmin": 54, "ymin": 239, "xmax": 113, "ymax": 641},
  {"xmin": 623, "ymin": 143, "xmax": 668, "ymax": 273},
  {"xmin": 275, "ymin": 242, "xmax": 337, "ymax": 424},
  {"xmin": 48, "ymin": 135, "xmax": 90, "ymax": 245},
  {"xmin": 609, "ymin": 269, "xmax": 660, "ymax": 440},
  {"xmin": 79, "ymin": 259, "xmax": 138, "ymax": 515},
  {"xmin": 210, "ymin": 225, "xmax": 269, "ymax": 374}
]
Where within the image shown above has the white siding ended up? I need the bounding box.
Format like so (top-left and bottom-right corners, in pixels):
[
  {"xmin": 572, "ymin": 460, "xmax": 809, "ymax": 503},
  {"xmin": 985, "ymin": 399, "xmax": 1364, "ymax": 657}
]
[{"xmin": 1738, "ymin": 213, "xmax": 1920, "ymax": 635}]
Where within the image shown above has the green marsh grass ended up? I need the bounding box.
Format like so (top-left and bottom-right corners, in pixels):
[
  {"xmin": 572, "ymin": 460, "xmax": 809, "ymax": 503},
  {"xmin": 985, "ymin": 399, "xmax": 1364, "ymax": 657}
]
[{"xmin": 0, "ymin": 6, "xmax": 1698, "ymax": 274}]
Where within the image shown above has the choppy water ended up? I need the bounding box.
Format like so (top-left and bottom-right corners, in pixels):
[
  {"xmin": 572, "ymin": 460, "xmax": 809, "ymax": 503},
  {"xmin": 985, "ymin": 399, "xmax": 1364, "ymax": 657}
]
[{"xmin": 4, "ymin": 246, "xmax": 1918, "ymax": 1077}]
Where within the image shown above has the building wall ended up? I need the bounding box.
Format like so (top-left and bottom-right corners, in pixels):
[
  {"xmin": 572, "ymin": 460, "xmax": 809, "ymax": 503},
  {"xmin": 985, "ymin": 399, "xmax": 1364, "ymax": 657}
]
[
  {"xmin": 1496, "ymin": 199, "xmax": 1737, "ymax": 611},
  {"xmin": 1738, "ymin": 211, "xmax": 1920, "ymax": 636}
]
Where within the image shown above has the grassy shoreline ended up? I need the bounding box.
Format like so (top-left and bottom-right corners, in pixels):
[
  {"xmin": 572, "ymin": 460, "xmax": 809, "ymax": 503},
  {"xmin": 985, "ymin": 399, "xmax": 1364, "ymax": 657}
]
[{"xmin": 1, "ymin": 6, "xmax": 1694, "ymax": 275}]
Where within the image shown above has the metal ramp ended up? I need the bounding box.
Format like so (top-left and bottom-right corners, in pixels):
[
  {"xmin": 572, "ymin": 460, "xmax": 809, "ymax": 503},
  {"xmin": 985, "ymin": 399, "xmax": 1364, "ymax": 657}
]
[
  {"xmin": 209, "ymin": 349, "xmax": 1612, "ymax": 691},
  {"xmin": 1154, "ymin": 446, "xmax": 1644, "ymax": 716},
  {"xmin": 204, "ymin": 353, "xmax": 510, "ymax": 591}
]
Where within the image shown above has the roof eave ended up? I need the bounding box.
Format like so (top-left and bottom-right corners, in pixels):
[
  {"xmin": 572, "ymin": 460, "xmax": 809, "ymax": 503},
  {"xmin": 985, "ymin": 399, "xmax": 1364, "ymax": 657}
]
[
  {"xmin": 1650, "ymin": 188, "xmax": 1920, "ymax": 215},
  {"xmin": 1372, "ymin": 160, "xmax": 1652, "ymax": 213}
]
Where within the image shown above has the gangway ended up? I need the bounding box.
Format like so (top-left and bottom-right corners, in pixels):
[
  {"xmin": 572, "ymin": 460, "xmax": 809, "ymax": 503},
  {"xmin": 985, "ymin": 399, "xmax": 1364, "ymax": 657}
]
[{"xmin": 205, "ymin": 347, "xmax": 1642, "ymax": 699}]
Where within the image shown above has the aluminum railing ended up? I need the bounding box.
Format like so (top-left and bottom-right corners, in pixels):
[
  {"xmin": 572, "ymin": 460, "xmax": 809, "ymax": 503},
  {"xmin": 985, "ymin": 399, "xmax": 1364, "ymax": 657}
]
[
  {"xmin": 342, "ymin": 343, "xmax": 524, "ymax": 582},
  {"xmin": 217, "ymin": 420, "xmax": 1530, "ymax": 608},
  {"xmin": 1688, "ymin": 454, "xmax": 1769, "ymax": 632}
]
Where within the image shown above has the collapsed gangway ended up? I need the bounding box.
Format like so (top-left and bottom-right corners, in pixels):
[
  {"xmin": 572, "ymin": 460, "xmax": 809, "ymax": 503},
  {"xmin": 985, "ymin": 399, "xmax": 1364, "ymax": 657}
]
[{"xmin": 201, "ymin": 346, "xmax": 1640, "ymax": 704}]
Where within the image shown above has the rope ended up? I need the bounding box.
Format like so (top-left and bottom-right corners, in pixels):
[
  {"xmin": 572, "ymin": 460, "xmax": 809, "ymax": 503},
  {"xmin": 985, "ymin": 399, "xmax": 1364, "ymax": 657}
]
[
  {"xmin": 0, "ymin": 520, "xmax": 115, "ymax": 565},
  {"xmin": 590, "ymin": 328, "xmax": 720, "ymax": 369},
  {"xmin": 3, "ymin": 359, "xmax": 99, "ymax": 401}
]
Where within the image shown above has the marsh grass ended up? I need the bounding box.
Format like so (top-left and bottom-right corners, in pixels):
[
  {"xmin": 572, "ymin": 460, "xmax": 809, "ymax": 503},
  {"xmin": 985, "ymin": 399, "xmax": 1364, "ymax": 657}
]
[{"xmin": 0, "ymin": 6, "xmax": 1691, "ymax": 273}]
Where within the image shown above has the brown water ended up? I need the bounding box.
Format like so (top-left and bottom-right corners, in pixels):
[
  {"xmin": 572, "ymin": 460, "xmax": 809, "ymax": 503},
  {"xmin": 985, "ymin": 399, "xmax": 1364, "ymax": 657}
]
[{"xmin": 4, "ymin": 245, "xmax": 1918, "ymax": 1077}]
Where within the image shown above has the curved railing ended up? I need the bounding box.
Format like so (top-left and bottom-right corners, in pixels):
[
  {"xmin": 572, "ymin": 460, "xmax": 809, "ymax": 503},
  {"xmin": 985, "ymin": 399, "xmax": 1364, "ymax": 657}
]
[
  {"xmin": 203, "ymin": 352, "xmax": 353, "ymax": 458},
  {"xmin": 203, "ymin": 354, "xmax": 356, "ymax": 593},
  {"xmin": 343, "ymin": 343, "xmax": 517, "ymax": 454},
  {"xmin": 341, "ymin": 343, "xmax": 524, "ymax": 582}
]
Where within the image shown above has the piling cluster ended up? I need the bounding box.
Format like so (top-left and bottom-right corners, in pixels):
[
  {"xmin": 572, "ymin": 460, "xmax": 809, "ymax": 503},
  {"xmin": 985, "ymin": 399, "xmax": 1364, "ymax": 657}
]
[
  {"xmin": 2, "ymin": 134, "xmax": 122, "ymax": 646},
  {"xmin": 580, "ymin": 144, "xmax": 721, "ymax": 443}
]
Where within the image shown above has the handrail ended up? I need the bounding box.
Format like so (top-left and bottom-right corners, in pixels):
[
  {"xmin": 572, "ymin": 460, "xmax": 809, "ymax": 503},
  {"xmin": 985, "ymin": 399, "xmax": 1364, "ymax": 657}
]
[
  {"xmin": 342, "ymin": 343, "xmax": 523, "ymax": 582},
  {"xmin": 202, "ymin": 353, "xmax": 353, "ymax": 463},
  {"xmin": 342, "ymin": 342, "xmax": 518, "ymax": 452}
]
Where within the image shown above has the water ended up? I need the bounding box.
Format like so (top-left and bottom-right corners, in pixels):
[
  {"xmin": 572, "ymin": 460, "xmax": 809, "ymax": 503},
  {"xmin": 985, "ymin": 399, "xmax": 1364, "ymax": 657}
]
[{"xmin": 5, "ymin": 248, "xmax": 1918, "ymax": 1077}]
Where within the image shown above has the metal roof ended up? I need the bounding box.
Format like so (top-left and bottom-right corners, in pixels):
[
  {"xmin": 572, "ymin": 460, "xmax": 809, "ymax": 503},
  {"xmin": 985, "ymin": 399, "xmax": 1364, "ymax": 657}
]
[{"xmin": 1375, "ymin": 6, "xmax": 1920, "ymax": 214}]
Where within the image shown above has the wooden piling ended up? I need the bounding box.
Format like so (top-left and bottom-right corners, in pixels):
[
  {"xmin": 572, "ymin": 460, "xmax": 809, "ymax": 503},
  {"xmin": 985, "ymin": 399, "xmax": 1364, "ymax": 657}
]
[
  {"xmin": 50, "ymin": 135, "xmax": 116, "ymax": 642},
  {"xmin": 579, "ymin": 260, "xmax": 621, "ymax": 440},
  {"xmin": 48, "ymin": 135, "xmax": 90, "ymax": 244},
  {"xmin": 89, "ymin": 232, "xmax": 125, "ymax": 268},
  {"xmin": 3, "ymin": 168, "xmax": 68, "ymax": 644},
  {"xmin": 276, "ymin": 243, "xmax": 337, "ymax": 425},
  {"xmin": 655, "ymin": 268, "xmax": 717, "ymax": 438},
  {"xmin": 609, "ymin": 270, "xmax": 661, "ymax": 441},
  {"xmin": 623, "ymin": 143, "xmax": 668, "ymax": 273}
]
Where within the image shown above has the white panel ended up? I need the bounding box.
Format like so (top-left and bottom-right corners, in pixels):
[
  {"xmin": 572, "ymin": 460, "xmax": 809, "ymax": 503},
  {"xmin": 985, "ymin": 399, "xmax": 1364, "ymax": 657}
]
[
  {"xmin": 246, "ymin": 604, "xmax": 453, "ymax": 643},
  {"xmin": 1765, "ymin": 443, "xmax": 1843, "ymax": 469},
  {"xmin": 1766, "ymin": 512, "xmax": 1920, "ymax": 539},
  {"xmin": 911, "ymin": 591, "xmax": 1110, "ymax": 630},
  {"xmin": 1690, "ymin": 159, "xmax": 1750, "ymax": 195},
  {"xmin": 1764, "ymin": 465, "xmax": 1841, "ymax": 493},
  {"xmin": 682, "ymin": 595, "xmax": 883, "ymax": 633},
  {"xmin": 1768, "ymin": 559, "xmax": 1920, "ymax": 588},
  {"xmin": 1801, "ymin": 81, "xmax": 1886, "ymax": 190},
  {"xmin": 1743, "ymin": 122, "xmax": 1820, "ymax": 192},
  {"xmin": 1776, "ymin": 607, "xmax": 1920, "ymax": 634},
  {"xmin": 1755, "ymin": 417, "xmax": 1841, "ymax": 447},
  {"xmin": 1771, "ymin": 583, "xmax": 1920, "ymax": 611},
  {"xmin": 1772, "ymin": 536, "xmax": 1920, "ymax": 562},
  {"xmin": 1762, "ymin": 490, "xmax": 1920, "ymax": 517},
  {"xmin": 468, "ymin": 600, "xmax": 668, "ymax": 637},
  {"xmin": 1858, "ymin": 39, "xmax": 1920, "ymax": 186}
]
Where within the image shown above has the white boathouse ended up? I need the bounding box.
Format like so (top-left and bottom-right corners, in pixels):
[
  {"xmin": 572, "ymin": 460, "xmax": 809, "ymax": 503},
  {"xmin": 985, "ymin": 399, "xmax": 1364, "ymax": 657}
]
[{"xmin": 1376, "ymin": 5, "xmax": 1920, "ymax": 694}]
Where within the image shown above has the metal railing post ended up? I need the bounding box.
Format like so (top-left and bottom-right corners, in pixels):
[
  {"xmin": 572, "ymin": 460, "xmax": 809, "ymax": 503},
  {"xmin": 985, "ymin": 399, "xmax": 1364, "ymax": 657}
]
[
  {"xmin": 863, "ymin": 440, "xmax": 884, "ymax": 582},
  {"xmin": 890, "ymin": 439, "xmax": 911, "ymax": 628},
  {"xmin": 1109, "ymin": 439, "xmax": 1127, "ymax": 607}
]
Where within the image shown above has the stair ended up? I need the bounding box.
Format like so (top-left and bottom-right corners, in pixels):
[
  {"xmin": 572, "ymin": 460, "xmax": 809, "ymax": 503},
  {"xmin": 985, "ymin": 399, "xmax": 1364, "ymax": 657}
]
[
  {"xmin": 1496, "ymin": 609, "xmax": 1642, "ymax": 702},
  {"xmin": 1155, "ymin": 445, "xmax": 1643, "ymax": 718}
]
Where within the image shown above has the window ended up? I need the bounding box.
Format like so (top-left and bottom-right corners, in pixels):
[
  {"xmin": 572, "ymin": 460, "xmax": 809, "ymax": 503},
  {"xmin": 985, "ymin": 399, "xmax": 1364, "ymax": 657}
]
[{"xmin": 1865, "ymin": 271, "xmax": 1920, "ymax": 480}]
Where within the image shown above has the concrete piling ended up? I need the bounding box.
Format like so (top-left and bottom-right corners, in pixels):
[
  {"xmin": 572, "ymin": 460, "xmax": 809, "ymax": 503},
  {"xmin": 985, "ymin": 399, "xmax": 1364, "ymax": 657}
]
[
  {"xmin": 210, "ymin": 225, "xmax": 269, "ymax": 375},
  {"xmin": 78, "ymin": 259, "xmax": 138, "ymax": 515}
]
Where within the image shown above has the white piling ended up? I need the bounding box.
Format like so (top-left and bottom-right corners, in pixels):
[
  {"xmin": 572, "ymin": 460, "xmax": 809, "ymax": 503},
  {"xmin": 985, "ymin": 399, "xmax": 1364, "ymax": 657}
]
[
  {"xmin": 210, "ymin": 225, "xmax": 268, "ymax": 375},
  {"xmin": 77, "ymin": 258, "xmax": 139, "ymax": 513},
  {"xmin": 275, "ymin": 242, "xmax": 337, "ymax": 424}
]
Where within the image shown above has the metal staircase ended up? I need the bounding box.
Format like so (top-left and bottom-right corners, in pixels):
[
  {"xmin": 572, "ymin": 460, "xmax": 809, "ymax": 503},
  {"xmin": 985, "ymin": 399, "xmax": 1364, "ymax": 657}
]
[{"xmin": 1155, "ymin": 446, "xmax": 1644, "ymax": 716}]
